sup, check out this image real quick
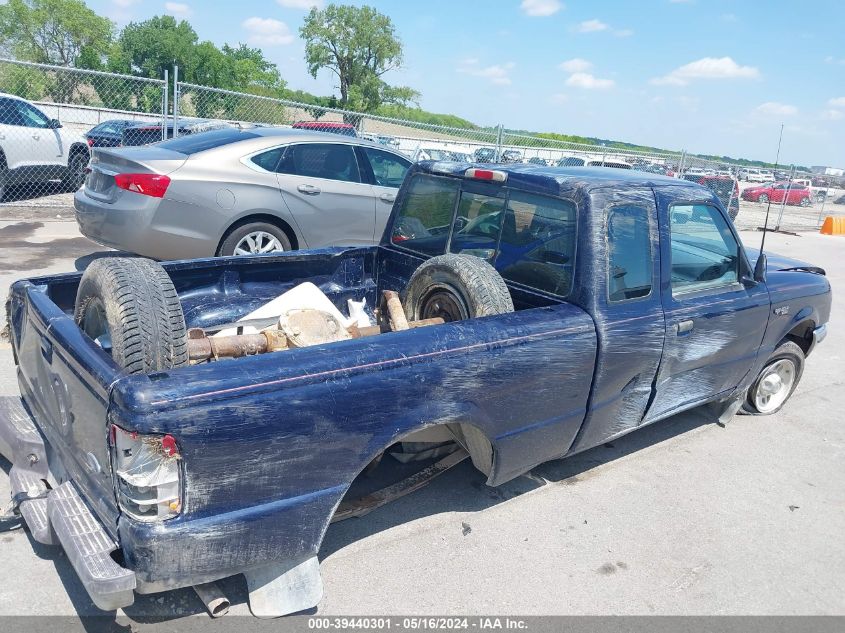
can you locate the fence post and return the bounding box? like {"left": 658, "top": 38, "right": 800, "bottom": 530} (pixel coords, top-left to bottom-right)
{"left": 172, "top": 65, "right": 179, "bottom": 138}
{"left": 494, "top": 124, "right": 504, "bottom": 162}
{"left": 162, "top": 68, "right": 169, "bottom": 141}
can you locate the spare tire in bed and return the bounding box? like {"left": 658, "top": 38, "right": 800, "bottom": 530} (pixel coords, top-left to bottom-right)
{"left": 403, "top": 254, "right": 514, "bottom": 322}
{"left": 74, "top": 257, "right": 189, "bottom": 374}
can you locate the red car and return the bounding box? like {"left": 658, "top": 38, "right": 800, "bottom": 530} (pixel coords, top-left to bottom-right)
{"left": 742, "top": 182, "right": 813, "bottom": 206}
{"left": 291, "top": 121, "right": 358, "bottom": 137}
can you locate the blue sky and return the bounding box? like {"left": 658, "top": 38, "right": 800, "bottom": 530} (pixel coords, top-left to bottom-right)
{"left": 93, "top": 0, "right": 844, "bottom": 166}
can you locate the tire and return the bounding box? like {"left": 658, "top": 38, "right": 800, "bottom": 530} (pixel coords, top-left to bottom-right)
{"left": 403, "top": 254, "right": 514, "bottom": 322}
{"left": 758, "top": 194, "right": 769, "bottom": 204}
{"left": 740, "top": 341, "right": 805, "bottom": 415}
{"left": 74, "top": 257, "right": 188, "bottom": 374}
{"left": 800, "top": 197, "right": 811, "bottom": 207}
{"left": 218, "top": 221, "right": 292, "bottom": 257}
{"left": 62, "top": 150, "right": 88, "bottom": 192}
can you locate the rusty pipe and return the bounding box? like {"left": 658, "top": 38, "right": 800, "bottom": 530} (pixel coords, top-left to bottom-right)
{"left": 383, "top": 290, "right": 410, "bottom": 331}
{"left": 187, "top": 328, "right": 287, "bottom": 361}
{"left": 193, "top": 581, "right": 230, "bottom": 617}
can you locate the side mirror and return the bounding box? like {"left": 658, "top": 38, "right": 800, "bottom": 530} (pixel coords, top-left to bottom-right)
{"left": 48, "top": 119, "right": 62, "bottom": 129}
{"left": 753, "top": 253, "right": 767, "bottom": 283}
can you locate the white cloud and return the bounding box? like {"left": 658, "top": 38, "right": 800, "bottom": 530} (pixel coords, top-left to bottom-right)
{"left": 164, "top": 2, "right": 191, "bottom": 17}
{"left": 577, "top": 19, "right": 608, "bottom": 33}
{"left": 821, "top": 109, "right": 843, "bottom": 121}
{"left": 276, "top": 0, "right": 323, "bottom": 8}
{"left": 651, "top": 57, "right": 760, "bottom": 86}
{"left": 242, "top": 17, "right": 295, "bottom": 46}
{"left": 565, "top": 72, "right": 614, "bottom": 89}
{"left": 112, "top": 0, "right": 139, "bottom": 6}
{"left": 754, "top": 102, "right": 798, "bottom": 117}
{"left": 520, "top": 0, "right": 563, "bottom": 17}
{"left": 559, "top": 58, "right": 592, "bottom": 73}
{"left": 458, "top": 59, "right": 515, "bottom": 85}
{"left": 828, "top": 97, "right": 845, "bottom": 108}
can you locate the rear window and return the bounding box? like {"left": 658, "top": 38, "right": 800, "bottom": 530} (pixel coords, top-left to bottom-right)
{"left": 156, "top": 129, "right": 259, "bottom": 155}
{"left": 391, "top": 174, "right": 460, "bottom": 255}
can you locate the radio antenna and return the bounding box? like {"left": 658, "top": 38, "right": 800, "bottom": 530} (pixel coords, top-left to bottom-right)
{"left": 759, "top": 123, "right": 784, "bottom": 255}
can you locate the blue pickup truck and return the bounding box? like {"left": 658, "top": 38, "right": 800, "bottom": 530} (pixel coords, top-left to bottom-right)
{"left": 1, "top": 162, "right": 831, "bottom": 617}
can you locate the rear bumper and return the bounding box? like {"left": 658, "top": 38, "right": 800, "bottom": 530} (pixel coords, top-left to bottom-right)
{"left": 74, "top": 189, "right": 216, "bottom": 261}
{"left": 0, "top": 397, "right": 136, "bottom": 611}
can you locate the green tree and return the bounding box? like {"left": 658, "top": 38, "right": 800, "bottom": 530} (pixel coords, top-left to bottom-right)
{"left": 118, "top": 15, "right": 198, "bottom": 80}
{"left": 300, "top": 3, "right": 418, "bottom": 113}
{"left": 0, "top": 0, "right": 113, "bottom": 67}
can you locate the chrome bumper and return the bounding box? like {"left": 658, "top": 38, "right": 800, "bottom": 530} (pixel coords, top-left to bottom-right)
{"left": 808, "top": 323, "right": 828, "bottom": 356}
{"left": 0, "top": 397, "right": 136, "bottom": 611}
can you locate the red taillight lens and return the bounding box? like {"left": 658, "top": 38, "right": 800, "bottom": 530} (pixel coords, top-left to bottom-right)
{"left": 114, "top": 173, "right": 171, "bottom": 198}
{"left": 86, "top": 138, "right": 94, "bottom": 147}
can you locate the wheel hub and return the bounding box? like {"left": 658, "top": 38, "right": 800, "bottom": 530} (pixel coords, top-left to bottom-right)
{"left": 753, "top": 359, "right": 796, "bottom": 413}
{"left": 234, "top": 231, "right": 284, "bottom": 256}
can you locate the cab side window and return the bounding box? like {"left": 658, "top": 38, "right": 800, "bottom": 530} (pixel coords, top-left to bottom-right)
{"left": 607, "top": 205, "right": 652, "bottom": 301}
{"left": 277, "top": 144, "right": 361, "bottom": 183}
{"left": 670, "top": 204, "right": 739, "bottom": 293}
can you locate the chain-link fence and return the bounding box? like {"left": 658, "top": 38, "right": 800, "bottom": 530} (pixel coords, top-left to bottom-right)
{"left": 0, "top": 58, "right": 166, "bottom": 206}
{"left": 0, "top": 56, "right": 842, "bottom": 232}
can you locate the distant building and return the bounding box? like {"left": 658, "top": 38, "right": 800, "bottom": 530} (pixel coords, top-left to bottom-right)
{"left": 811, "top": 165, "right": 845, "bottom": 176}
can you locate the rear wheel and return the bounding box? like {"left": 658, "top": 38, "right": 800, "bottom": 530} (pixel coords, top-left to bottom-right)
{"left": 219, "top": 221, "right": 292, "bottom": 257}
{"left": 62, "top": 151, "right": 88, "bottom": 192}
{"left": 740, "top": 341, "right": 805, "bottom": 415}
{"left": 74, "top": 257, "right": 188, "bottom": 374}
{"left": 800, "top": 197, "right": 811, "bottom": 207}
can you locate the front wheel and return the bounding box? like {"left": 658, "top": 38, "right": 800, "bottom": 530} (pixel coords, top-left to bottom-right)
{"left": 758, "top": 193, "right": 769, "bottom": 204}
{"left": 740, "top": 341, "right": 805, "bottom": 415}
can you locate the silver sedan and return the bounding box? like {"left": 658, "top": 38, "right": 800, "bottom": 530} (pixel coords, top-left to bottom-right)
{"left": 74, "top": 128, "right": 412, "bottom": 260}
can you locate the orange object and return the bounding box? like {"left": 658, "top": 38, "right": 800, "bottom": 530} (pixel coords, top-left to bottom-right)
{"left": 820, "top": 216, "right": 845, "bottom": 235}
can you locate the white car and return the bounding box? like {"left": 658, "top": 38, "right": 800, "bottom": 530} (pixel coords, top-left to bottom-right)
{"left": 0, "top": 93, "right": 89, "bottom": 200}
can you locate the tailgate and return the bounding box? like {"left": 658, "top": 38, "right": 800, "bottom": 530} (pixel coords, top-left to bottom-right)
{"left": 8, "top": 279, "right": 124, "bottom": 533}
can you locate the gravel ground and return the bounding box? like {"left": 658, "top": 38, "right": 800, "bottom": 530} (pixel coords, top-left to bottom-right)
{"left": 0, "top": 221, "right": 843, "bottom": 622}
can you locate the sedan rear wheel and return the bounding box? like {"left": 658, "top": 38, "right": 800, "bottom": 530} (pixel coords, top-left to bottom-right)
{"left": 219, "top": 221, "right": 292, "bottom": 257}
{"left": 800, "top": 197, "right": 811, "bottom": 207}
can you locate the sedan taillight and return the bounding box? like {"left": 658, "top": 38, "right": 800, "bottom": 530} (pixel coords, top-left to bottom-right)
{"left": 114, "top": 173, "right": 171, "bottom": 198}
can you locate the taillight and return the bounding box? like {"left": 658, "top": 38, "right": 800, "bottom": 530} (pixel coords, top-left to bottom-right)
{"left": 86, "top": 138, "right": 94, "bottom": 147}
{"left": 110, "top": 424, "right": 182, "bottom": 521}
{"left": 114, "top": 173, "right": 171, "bottom": 198}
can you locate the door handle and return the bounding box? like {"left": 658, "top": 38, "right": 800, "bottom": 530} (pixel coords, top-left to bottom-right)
{"left": 379, "top": 193, "right": 396, "bottom": 203}
{"left": 297, "top": 184, "right": 321, "bottom": 195}
{"left": 676, "top": 319, "right": 694, "bottom": 335}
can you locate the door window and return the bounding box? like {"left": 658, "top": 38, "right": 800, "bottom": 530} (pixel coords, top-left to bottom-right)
{"left": 362, "top": 147, "right": 409, "bottom": 187}
{"left": 607, "top": 205, "right": 652, "bottom": 302}
{"left": 278, "top": 143, "right": 361, "bottom": 183}
{"left": 0, "top": 98, "right": 24, "bottom": 126}
{"left": 670, "top": 204, "right": 739, "bottom": 293}
{"left": 14, "top": 101, "right": 50, "bottom": 128}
